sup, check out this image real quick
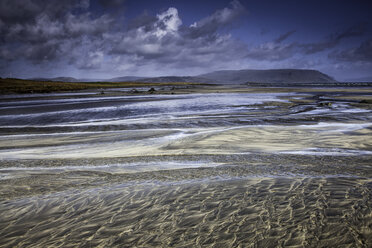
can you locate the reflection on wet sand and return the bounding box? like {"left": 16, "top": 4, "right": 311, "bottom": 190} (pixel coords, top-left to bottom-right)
{"left": 0, "top": 86, "right": 371, "bottom": 247}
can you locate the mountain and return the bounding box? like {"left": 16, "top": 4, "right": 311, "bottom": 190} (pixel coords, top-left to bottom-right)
{"left": 130, "top": 76, "right": 215, "bottom": 84}
{"left": 29, "top": 76, "right": 145, "bottom": 83}
{"left": 28, "top": 69, "right": 336, "bottom": 85}
{"left": 343, "top": 76, "right": 372, "bottom": 82}
{"left": 127, "top": 69, "right": 336, "bottom": 85}
{"left": 107, "top": 76, "right": 147, "bottom": 82}
{"left": 198, "top": 69, "right": 336, "bottom": 84}
{"left": 30, "top": 77, "right": 80, "bottom": 82}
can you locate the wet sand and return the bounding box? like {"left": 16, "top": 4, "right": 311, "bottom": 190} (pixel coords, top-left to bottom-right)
{"left": 0, "top": 85, "right": 371, "bottom": 247}
{"left": 1, "top": 176, "right": 372, "bottom": 247}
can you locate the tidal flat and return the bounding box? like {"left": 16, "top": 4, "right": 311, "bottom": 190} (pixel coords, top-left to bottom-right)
{"left": 0, "top": 85, "right": 371, "bottom": 247}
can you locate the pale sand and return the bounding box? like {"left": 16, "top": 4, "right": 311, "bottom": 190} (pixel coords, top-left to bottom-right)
{"left": 0, "top": 176, "right": 371, "bottom": 247}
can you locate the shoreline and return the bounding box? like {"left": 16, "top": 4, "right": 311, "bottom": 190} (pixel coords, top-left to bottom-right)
{"left": 1, "top": 77, "right": 372, "bottom": 95}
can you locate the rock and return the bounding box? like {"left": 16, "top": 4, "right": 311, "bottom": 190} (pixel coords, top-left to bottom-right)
{"left": 360, "top": 99, "right": 372, "bottom": 104}
{"left": 130, "top": 89, "right": 140, "bottom": 94}
{"left": 148, "top": 87, "right": 156, "bottom": 94}
{"left": 319, "top": 102, "right": 332, "bottom": 107}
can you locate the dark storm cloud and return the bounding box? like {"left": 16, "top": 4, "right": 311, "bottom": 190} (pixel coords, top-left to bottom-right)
{"left": 246, "top": 23, "right": 370, "bottom": 63}
{"left": 0, "top": 0, "right": 89, "bottom": 25}
{"left": 98, "top": 0, "right": 126, "bottom": 8}
{"left": 1, "top": 0, "right": 371, "bottom": 79}
{"left": 127, "top": 12, "right": 158, "bottom": 32}
{"left": 329, "top": 39, "right": 372, "bottom": 62}
{"left": 301, "top": 22, "right": 369, "bottom": 54}
{"left": 275, "top": 30, "right": 296, "bottom": 43}
{"left": 24, "top": 42, "right": 61, "bottom": 62}
{"left": 109, "top": 0, "right": 248, "bottom": 69}
{"left": 245, "top": 42, "right": 296, "bottom": 61}
{"left": 241, "top": 30, "right": 298, "bottom": 62}
{"left": 185, "top": 0, "right": 246, "bottom": 39}
{"left": 0, "top": 0, "right": 248, "bottom": 72}
{"left": 3, "top": 13, "right": 111, "bottom": 43}
{"left": 0, "top": 0, "right": 112, "bottom": 66}
{"left": 335, "top": 22, "right": 369, "bottom": 40}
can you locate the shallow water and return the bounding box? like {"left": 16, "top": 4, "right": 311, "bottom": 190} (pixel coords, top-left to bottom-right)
{"left": 0, "top": 88, "right": 371, "bottom": 247}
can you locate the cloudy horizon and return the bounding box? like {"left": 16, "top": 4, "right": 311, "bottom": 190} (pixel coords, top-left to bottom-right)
{"left": 0, "top": 0, "right": 371, "bottom": 81}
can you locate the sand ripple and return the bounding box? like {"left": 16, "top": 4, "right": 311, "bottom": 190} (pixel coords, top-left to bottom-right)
{"left": 0, "top": 177, "right": 371, "bottom": 247}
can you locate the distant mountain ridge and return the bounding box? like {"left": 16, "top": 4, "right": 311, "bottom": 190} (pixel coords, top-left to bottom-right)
{"left": 198, "top": 69, "right": 336, "bottom": 84}
{"left": 31, "top": 77, "right": 80, "bottom": 82}
{"left": 28, "top": 69, "right": 337, "bottom": 85}
{"left": 130, "top": 76, "right": 215, "bottom": 84}
{"left": 343, "top": 76, "right": 372, "bottom": 82}
{"left": 107, "top": 76, "right": 146, "bottom": 82}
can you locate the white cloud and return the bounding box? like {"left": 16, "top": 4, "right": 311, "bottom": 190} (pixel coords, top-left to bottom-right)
{"left": 155, "top": 7, "right": 182, "bottom": 37}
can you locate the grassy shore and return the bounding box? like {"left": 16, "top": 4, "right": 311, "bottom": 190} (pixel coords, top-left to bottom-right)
{"left": 0, "top": 78, "right": 202, "bottom": 94}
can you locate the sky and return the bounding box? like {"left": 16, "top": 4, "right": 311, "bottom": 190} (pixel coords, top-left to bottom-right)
{"left": 0, "top": 0, "right": 371, "bottom": 81}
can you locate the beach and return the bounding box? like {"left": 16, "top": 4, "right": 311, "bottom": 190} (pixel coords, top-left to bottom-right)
{"left": 0, "top": 85, "right": 371, "bottom": 247}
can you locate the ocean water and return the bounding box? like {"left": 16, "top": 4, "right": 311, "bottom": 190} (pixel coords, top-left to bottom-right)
{"left": 0, "top": 88, "right": 371, "bottom": 247}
